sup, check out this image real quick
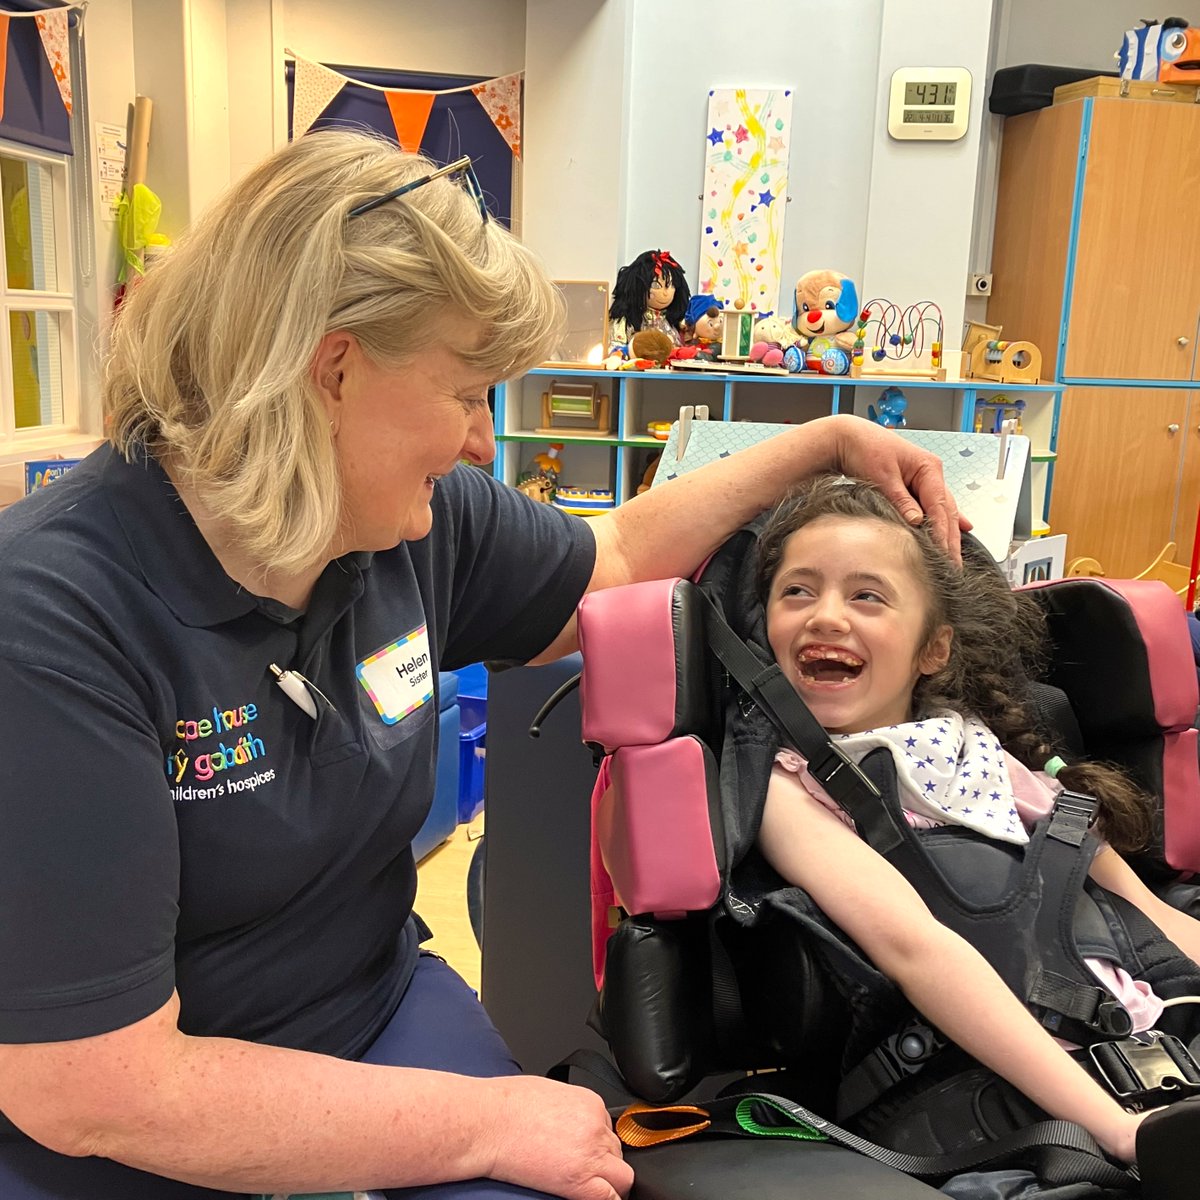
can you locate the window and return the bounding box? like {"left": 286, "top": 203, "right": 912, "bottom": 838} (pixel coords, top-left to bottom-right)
{"left": 0, "top": 140, "right": 77, "bottom": 444}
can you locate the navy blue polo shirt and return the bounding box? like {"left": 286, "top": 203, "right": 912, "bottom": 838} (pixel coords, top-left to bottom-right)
{"left": 0, "top": 446, "right": 593, "bottom": 1062}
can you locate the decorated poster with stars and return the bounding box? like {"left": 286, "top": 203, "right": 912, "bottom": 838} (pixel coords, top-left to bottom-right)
{"left": 698, "top": 87, "right": 793, "bottom": 315}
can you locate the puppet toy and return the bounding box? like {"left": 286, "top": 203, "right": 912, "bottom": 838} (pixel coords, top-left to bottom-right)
{"left": 793, "top": 269, "right": 860, "bottom": 351}
{"left": 670, "top": 295, "right": 724, "bottom": 364}
{"left": 867, "top": 386, "right": 908, "bottom": 428}
{"left": 749, "top": 313, "right": 803, "bottom": 369}
{"left": 607, "top": 249, "right": 691, "bottom": 359}
{"left": 1118, "top": 17, "right": 1200, "bottom": 82}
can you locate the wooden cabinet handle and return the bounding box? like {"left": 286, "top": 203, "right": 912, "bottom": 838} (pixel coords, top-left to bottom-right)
{"left": 1179, "top": 337, "right": 1191, "bottom": 347}
{"left": 1167, "top": 423, "right": 1181, "bottom": 434}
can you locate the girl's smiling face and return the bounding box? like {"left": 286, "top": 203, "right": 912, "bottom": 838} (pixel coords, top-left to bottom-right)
{"left": 766, "top": 515, "right": 952, "bottom": 734}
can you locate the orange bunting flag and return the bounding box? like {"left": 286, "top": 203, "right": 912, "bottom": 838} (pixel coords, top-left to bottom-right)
{"left": 385, "top": 90, "right": 435, "bottom": 153}
{"left": 34, "top": 8, "right": 71, "bottom": 115}
{"left": 0, "top": 16, "right": 9, "bottom": 123}
{"left": 471, "top": 72, "right": 522, "bottom": 158}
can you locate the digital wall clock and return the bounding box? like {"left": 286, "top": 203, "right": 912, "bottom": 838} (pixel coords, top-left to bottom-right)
{"left": 887, "top": 67, "right": 973, "bottom": 141}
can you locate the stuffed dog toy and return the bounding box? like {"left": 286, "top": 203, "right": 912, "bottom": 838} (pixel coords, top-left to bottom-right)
{"left": 793, "top": 269, "right": 860, "bottom": 351}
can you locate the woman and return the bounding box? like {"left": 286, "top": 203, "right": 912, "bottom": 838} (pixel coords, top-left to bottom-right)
{"left": 0, "top": 129, "right": 961, "bottom": 1199}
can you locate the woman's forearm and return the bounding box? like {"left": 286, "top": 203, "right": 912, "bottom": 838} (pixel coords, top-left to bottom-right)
{"left": 67, "top": 1034, "right": 499, "bottom": 1194}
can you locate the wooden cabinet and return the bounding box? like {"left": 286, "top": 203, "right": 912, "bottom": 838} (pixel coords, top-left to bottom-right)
{"left": 991, "top": 98, "right": 1200, "bottom": 384}
{"left": 1049, "top": 388, "right": 1196, "bottom": 577}
{"left": 991, "top": 96, "right": 1200, "bottom": 576}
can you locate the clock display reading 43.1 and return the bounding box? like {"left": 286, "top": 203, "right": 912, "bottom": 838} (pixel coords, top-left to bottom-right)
{"left": 888, "top": 67, "right": 972, "bottom": 141}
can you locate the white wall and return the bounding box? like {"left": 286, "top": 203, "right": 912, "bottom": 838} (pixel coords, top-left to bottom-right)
{"left": 862, "top": 0, "right": 995, "bottom": 351}
{"left": 1002, "top": 0, "right": 1200, "bottom": 71}
{"left": 521, "top": 0, "right": 633, "bottom": 280}
{"left": 620, "top": 0, "right": 882, "bottom": 310}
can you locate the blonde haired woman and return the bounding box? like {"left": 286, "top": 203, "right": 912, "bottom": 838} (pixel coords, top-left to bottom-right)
{"left": 0, "top": 129, "right": 962, "bottom": 1199}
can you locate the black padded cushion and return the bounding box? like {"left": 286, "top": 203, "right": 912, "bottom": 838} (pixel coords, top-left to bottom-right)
{"left": 630, "top": 1137, "right": 946, "bottom": 1199}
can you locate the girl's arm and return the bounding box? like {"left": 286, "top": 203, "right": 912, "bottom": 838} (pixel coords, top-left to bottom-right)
{"left": 759, "top": 766, "right": 1146, "bottom": 1162}
{"left": 1090, "top": 845, "right": 1200, "bottom": 964}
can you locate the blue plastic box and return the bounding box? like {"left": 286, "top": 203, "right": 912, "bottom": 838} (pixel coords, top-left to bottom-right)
{"left": 458, "top": 723, "right": 486, "bottom": 823}
{"left": 455, "top": 663, "right": 488, "bottom": 822}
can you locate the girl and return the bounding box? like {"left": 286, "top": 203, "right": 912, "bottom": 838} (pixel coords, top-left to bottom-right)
{"left": 755, "top": 474, "right": 1200, "bottom": 1166}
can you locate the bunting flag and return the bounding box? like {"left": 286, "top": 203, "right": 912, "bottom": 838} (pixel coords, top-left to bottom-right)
{"left": 292, "top": 56, "right": 347, "bottom": 137}
{"left": 286, "top": 49, "right": 522, "bottom": 157}
{"left": 384, "top": 89, "right": 435, "bottom": 153}
{"left": 34, "top": 8, "right": 70, "bottom": 115}
{"left": 0, "top": 16, "right": 9, "bottom": 123}
{"left": 471, "top": 72, "right": 521, "bottom": 158}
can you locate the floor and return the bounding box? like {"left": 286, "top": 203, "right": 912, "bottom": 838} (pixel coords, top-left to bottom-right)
{"left": 414, "top": 815, "right": 484, "bottom": 995}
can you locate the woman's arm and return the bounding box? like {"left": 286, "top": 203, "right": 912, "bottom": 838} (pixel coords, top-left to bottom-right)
{"left": 759, "top": 767, "right": 1146, "bottom": 1162}
{"left": 0, "top": 993, "right": 631, "bottom": 1200}
{"left": 1090, "top": 845, "right": 1200, "bottom": 964}
{"left": 531, "top": 414, "right": 964, "bottom": 663}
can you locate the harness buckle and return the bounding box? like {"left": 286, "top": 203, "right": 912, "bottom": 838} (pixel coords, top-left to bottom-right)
{"left": 1088, "top": 1032, "right": 1200, "bottom": 1112}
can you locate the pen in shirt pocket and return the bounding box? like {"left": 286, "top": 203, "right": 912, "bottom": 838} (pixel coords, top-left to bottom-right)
{"left": 269, "top": 663, "right": 337, "bottom": 720}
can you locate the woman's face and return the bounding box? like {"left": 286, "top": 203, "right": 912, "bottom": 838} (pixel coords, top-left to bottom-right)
{"left": 320, "top": 322, "right": 496, "bottom": 552}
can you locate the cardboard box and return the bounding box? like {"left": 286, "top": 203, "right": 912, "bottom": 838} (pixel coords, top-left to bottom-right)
{"left": 24, "top": 458, "right": 83, "bottom": 494}
{"left": 1005, "top": 534, "right": 1067, "bottom": 588}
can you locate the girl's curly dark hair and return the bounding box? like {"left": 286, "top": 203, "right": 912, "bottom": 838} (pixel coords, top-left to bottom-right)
{"left": 755, "top": 474, "right": 1152, "bottom": 853}
{"left": 608, "top": 250, "right": 690, "bottom": 334}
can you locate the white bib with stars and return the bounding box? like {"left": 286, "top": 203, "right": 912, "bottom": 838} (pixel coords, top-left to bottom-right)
{"left": 829, "top": 713, "right": 1030, "bottom": 846}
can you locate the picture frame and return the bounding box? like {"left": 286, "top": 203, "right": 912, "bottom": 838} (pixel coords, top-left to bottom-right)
{"left": 541, "top": 280, "right": 610, "bottom": 368}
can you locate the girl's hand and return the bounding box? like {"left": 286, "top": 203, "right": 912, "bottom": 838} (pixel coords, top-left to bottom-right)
{"left": 1094, "top": 1107, "right": 1150, "bottom": 1164}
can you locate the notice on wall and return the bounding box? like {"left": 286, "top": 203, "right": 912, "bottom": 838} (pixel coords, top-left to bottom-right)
{"left": 95, "top": 120, "right": 126, "bottom": 220}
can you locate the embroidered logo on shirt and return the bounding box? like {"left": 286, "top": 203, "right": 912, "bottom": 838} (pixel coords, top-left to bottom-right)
{"left": 165, "top": 698, "right": 275, "bottom": 800}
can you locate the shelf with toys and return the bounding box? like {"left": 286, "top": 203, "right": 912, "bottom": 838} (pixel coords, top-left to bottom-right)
{"left": 493, "top": 261, "right": 1063, "bottom": 522}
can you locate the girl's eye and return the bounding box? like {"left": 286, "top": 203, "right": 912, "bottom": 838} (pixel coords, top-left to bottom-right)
{"left": 780, "top": 584, "right": 811, "bottom": 599}
{"left": 854, "top": 590, "right": 884, "bottom": 603}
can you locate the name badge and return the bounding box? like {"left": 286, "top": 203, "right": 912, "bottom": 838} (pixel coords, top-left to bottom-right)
{"left": 357, "top": 625, "right": 434, "bottom": 725}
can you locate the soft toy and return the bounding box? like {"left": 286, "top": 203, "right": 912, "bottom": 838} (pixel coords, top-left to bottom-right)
{"left": 608, "top": 250, "right": 691, "bottom": 353}
{"left": 619, "top": 329, "right": 674, "bottom": 370}
{"left": 1118, "top": 17, "right": 1200, "bottom": 81}
{"left": 867, "top": 386, "right": 908, "bottom": 429}
{"left": 749, "top": 313, "right": 803, "bottom": 369}
{"left": 671, "top": 294, "right": 724, "bottom": 365}
{"left": 793, "top": 269, "right": 860, "bottom": 351}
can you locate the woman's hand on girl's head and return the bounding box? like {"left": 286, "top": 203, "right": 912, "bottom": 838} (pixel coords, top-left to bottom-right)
{"left": 825, "top": 415, "right": 971, "bottom": 564}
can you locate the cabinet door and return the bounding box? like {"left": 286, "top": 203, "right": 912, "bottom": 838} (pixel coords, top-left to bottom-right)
{"left": 1177, "top": 396, "right": 1200, "bottom": 563}
{"left": 1064, "top": 102, "right": 1200, "bottom": 382}
{"left": 1049, "top": 387, "right": 1189, "bottom": 577}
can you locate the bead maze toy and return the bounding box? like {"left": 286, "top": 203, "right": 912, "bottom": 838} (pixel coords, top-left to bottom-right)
{"left": 963, "top": 320, "right": 1043, "bottom": 385}
{"left": 850, "top": 298, "right": 947, "bottom": 381}
{"left": 973, "top": 395, "right": 1026, "bottom": 434}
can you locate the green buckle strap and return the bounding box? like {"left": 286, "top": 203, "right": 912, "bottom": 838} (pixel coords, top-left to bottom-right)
{"left": 733, "top": 1095, "right": 828, "bottom": 1142}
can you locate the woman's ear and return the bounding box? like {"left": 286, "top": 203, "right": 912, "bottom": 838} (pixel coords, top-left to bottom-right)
{"left": 310, "top": 331, "right": 356, "bottom": 424}
{"left": 919, "top": 624, "right": 953, "bottom": 675}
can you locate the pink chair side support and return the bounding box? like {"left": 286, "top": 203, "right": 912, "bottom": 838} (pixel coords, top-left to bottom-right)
{"left": 1022, "top": 577, "right": 1200, "bottom": 873}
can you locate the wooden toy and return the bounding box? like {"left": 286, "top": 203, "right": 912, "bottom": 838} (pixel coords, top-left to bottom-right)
{"left": 849, "top": 298, "right": 947, "bottom": 380}
{"left": 1134, "top": 542, "right": 1191, "bottom": 599}
{"left": 537, "top": 379, "right": 612, "bottom": 436}
{"left": 719, "top": 300, "right": 756, "bottom": 361}
{"left": 552, "top": 486, "right": 616, "bottom": 516}
{"left": 963, "top": 320, "right": 1042, "bottom": 384}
